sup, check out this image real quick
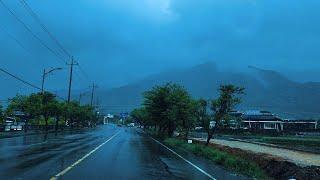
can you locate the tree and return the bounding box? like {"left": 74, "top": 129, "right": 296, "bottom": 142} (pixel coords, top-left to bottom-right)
{"left": 77, "top": 104, "right": 95, "bottom": 127}
{"left": 65, "top": 101, "right": 79, "bottom": 128}
{"left": 6, "top": 95, "right": 28, "bottom": 115}
{"left": 207, "top": 84, "right": 244, "bottom": 145}
{"left": 143, "top": 83, "right": 195, "bottom": 137}
{"left": 41, "top": 92, "right": 57, "bottom": 131}
{"left": 143, "top": 83, "right": 172, "bottom": 136}
{"left": 131, "top": 107, "right": 149, "bottom": 127}
{"left": 195, "top": 99, "right": 212, "bottom": 145}
{"left": 167, "top": 85, "right": 195, "bottom": 139}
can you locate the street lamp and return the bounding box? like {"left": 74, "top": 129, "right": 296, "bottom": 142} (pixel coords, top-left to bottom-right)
{"left": 41, "top": 67, "right": 62, "bottom": 94}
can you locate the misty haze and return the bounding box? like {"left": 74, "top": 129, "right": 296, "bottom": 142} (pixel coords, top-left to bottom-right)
{"left": 0, "top": 1, "right": 319, "bottom": 180}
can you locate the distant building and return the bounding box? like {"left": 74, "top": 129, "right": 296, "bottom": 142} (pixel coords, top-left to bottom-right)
{"left": 240, "top": 110, "right": 283, "bottom": 131}
{"left": 282, "top": 119, "right": 318, "bottom": 131}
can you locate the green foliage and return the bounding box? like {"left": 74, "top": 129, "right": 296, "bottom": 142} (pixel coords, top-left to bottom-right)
{"left": 6, "top": 95, "right": 28, "bottom": 115}
{"left": 131, "top": 107, "right": 149, "bottom": 126}
{"left": 164, "top": 138, "right": 266, "bottom": 179}
{"left": 194, "top": 98, "right": 211, "bottom": 131}
{"left": 4, "top": 92, "right": 97, "bottom": 129}
{"left": 211, "top": 84, "right": 245, "bottom": 125}
{"left": 142, "top": 83, "right": 195, "bottom": 137}
{"left": 136, "top": 83, "right": 245, "bottom": 139}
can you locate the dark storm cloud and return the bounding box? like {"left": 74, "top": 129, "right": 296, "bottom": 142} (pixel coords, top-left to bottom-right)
{"left": 1, "top": 0, "right": 320, "bottom": 99}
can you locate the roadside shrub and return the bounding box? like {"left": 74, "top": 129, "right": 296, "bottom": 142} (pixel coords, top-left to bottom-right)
{"left": 164, "top": 138, "right": 267, "bottom": 179}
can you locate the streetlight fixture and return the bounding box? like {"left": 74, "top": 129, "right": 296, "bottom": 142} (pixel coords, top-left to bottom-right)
{"left": 41, "top": 67, "right": 62, "bottom": 94}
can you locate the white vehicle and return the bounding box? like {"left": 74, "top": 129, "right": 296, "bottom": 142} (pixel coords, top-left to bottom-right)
{"left": 127, "top": 123, "right": 135, "bottom": 127}
{"left": 4, "top": 117, "right": 14, "bottom": 132}
{"left": 195, "top": 126, "right": 204, "bottom": 131}
{"left": 4, "top": 117, "right": 23, "bottom": 131}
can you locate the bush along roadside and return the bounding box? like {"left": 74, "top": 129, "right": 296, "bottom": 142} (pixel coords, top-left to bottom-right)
{"left": 164, "top": 138, "right": 268, "bottom": 179}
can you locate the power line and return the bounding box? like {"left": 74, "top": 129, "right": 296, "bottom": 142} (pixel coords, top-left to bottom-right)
{"left": 0, "top": 68, "right": 66, "bottom": 101}
{"left": 19, "top": 0, "right": 93, "bottom": 85}
{"left": 0, "top": 0, "right": 67, "bottom": 64}
{"left": 1, "top": 0, "right": 94, "bottom": 100}
{"left": 0, "top": 68, "right": 41, "bottom": 90}
{"left": 0, "top": 25, "right": 31, "bottom": 54}
{"left": 78, "top": 64, "right": 91, "bottom": 80}
{"left": 19, "top": 0, "right": 71, "bottom": 59}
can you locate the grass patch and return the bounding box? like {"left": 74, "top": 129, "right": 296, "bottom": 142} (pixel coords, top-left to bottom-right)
{"left": 261, "top": 137, "right": 320, "bottom": 147}
{"left": 164, "top": 138, "right": 267, "bottom": 179}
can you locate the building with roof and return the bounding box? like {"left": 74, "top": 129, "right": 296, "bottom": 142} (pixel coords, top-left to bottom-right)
{"left": 240, "top": 110, "right": 283, "bottom": 131}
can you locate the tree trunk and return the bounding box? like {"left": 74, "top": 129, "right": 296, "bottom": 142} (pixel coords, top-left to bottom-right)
{"left": 24, "top": 120, "right": 28, "bottom": 133}
{"left": 45, "top": 115, "right": 49, "bottom": 132}
{"left": 206, "top": 133, "right": 213, "bottom": 146}
{"left": 55, "top": 116, "right": 60, "bottom": 132}
{"left": 185, "top": 129, "right": 189, "bottom": 140}
{"left": 206, "top": 128, "right": 216, "bottom": 146}
{"left": 70, "top": 117, "right": 74, "bottom": 129}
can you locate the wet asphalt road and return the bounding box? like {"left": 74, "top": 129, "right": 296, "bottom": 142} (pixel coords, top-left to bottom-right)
{"left": 0, "top": 125, "right": 248, "bottom": 180}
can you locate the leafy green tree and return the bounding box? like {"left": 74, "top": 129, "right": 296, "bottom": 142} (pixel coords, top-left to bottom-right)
{"left": 131, "top": 107, "right": 149, "bottom": 127}
{"left": 143, "top": 83, "right": 172, "bottom": 136}
{"left": 167, "top": 85, "right": 195, "bottom": 139}
{"left": 143, "top": 83, "right": 195, "bottom": 137}
{"left": 207, "top": 84, "right": 244, "bottom": 145}
{"left": 77, "top": 104, "right": 95, "bottom": 127}
{"left": 65, "top": 101, "right": 79, "bottom": 128}
{"left": 41, "top": 92, "right": 57, "bottom": 131}
{"left": 195, "top": 98, "right": 212, "bottom": 145}
{"left": 53, "top": 101, "right": 67, "bottom": 131}
{"left": 4, "top": 92, "right": 98, "bottom": 131}
{"left": 6, "top": 95, "right": 28, "bottom": 115}
{"left": 25, "top": 93, "right": 42, "bottom": 121}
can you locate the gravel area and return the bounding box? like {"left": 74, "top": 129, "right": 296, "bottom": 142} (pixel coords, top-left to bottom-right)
{"left": 193, "top": 138, "right": 320, "bottom": 167}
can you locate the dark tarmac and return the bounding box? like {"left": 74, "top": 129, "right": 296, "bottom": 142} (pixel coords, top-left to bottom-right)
{"left": 0, "top": 125, "right": 248, "bottom": 180}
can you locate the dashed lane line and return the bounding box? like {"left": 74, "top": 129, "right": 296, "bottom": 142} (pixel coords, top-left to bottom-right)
{"left": 50, "top": 131, "right": 121, "bottom": 180}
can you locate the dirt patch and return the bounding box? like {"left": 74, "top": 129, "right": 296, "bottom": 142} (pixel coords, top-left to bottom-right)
{"left": 194, "top": 140, "right": 320, "bottom": 180}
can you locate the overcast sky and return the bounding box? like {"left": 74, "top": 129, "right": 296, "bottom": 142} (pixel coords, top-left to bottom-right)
{"left": 1, "top": 0, "right": 320, "bottom": 99}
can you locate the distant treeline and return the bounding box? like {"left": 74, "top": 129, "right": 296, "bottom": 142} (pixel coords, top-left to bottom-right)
{"left": 0, "top": 92, "right": 98, "bottom": 132}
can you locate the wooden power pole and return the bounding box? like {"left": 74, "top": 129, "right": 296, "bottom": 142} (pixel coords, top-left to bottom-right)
{"left": 67, "top": 57, "right": 78, "bottom": 103}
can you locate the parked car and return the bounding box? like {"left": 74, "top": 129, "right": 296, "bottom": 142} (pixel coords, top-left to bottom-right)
{"left": 127, "top": 123, "right": 135, "bottom": 127}
{"left": 4, "top": 117, "right": 23, "bottom": 131}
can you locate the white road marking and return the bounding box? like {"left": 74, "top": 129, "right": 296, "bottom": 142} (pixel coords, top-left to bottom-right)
{"left": 50, "top": 131, "right": 121, "bottom": 180}
{"left": 151, "top": 137, "right": 217, "bottom": 180}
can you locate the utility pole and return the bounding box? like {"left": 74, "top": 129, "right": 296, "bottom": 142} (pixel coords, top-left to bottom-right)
{"left": 67, "top": 57, "right": 78, "bottom": 103}
{"left": 41, "top": 69, "right": 45, "bottom": 94}
{"left": 90, "top": 83, "right": 98, "bottom": 107}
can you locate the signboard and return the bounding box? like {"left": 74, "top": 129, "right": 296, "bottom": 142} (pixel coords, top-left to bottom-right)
{"left": 120, "top": 112, "right": 129, "bottom": 119}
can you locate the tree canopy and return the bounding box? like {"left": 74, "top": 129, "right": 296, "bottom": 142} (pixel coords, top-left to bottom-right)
{"left": 133, "top": 83, "right": 245, "bottom": 141}
{"left": 3, "top": 92, "right": 98, "bottom": 130}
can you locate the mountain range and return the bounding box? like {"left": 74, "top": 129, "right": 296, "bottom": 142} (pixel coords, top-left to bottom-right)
{"left": 95, "top": 62, "right": 320, "bottom": 119}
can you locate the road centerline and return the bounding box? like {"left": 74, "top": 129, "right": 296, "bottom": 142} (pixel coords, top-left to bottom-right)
{"left": 150, "top": 137, "right": 217, "bottom": 180}
{"left": 50, "top": 131, "right": 121, "bottom": 180}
